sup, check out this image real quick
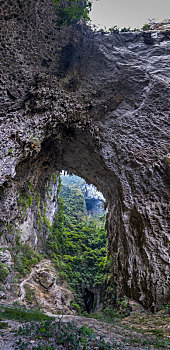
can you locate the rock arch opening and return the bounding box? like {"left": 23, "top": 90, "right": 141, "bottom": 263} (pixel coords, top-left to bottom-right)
{"left": 5, "top": 130, "right": 114, "bottom": 312}
{"left": 59, "top": 172, "right": 107, "bottom": 313}
{"left": 0, "top": 118, "right": 169, "bottom": 311}
{"left": 0, "top": 0, "right": 169, "bottom": 312}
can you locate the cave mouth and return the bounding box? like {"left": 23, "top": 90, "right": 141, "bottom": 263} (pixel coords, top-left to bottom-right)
{"left": 10, "top": 128, "right": 125, "bottom": 309}
{"left": 83, "top": 288, "right": 95, "bottom": 313}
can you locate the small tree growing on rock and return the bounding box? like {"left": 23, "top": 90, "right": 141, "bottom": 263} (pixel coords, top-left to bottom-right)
{"left": 53, "top": 0, "right": 92, "bottom": 26}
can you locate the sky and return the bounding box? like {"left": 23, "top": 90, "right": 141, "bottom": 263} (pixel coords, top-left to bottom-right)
{"left": 90, "top": 0, "right": 170, "bottom": 29}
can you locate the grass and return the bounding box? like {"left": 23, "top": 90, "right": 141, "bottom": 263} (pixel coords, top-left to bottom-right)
{"left": 0, "top": 318, "right": 9, "bottom": 329}
{"left": 24, "top": 284, "right": 38, "bottom": 306}
{"left": 119, "top": 312, "right": 170, "bottom": 349}
{"left": 12, "top": 317, "right": 170, "bottom": 350}
{"left": 13, "top": 320, "right": 117, "bottom": 350}
{"left": 82, "top": 306, "right": 129, "bottom": 324}
{"left": 0, "top": 305, "right": 54, "bottom": 322}
{"left": 120, "top": 330, "right": 170, "bottom": 349}
{"left": 1, "top": 304, "right": 169, "bottom": 349}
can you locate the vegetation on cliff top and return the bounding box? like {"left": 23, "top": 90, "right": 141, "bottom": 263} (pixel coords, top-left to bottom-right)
{"left": 53, "top": 0, "right": 92, "bottom": 26}
{"left": 52, "top": 0, "right": 170, "bottom": 32}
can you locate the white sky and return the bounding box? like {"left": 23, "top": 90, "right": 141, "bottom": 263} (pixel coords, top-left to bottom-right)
{"left": 90, "top": 0, "right": 170, "bottom": 29}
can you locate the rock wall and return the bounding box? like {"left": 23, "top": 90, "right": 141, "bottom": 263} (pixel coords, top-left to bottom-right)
{"left": 0, "top": 0, "right": 170, "bottom": 309}
{"left": 18, "top": 260, "right": 74, "bottom": 314}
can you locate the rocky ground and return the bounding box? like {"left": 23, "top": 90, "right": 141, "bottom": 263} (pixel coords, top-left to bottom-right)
{"left": 0, "top": 307, "right": 169, "bottom": 349}
{"left": 0, "top": 260, "right": 169, "bottom": 349}
{"left": 0, "top": 258, "right": 74, "bottom": 315}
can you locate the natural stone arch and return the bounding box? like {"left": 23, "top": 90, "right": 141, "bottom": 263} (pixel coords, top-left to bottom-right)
{"left": 0, "top": 0, "right": 169, "bottom": 310}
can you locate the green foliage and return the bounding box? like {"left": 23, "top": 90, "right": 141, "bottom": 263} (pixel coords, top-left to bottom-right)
{"left": 28, "top": 180, "right": 34, "bottom": 192}
{"left": 142, "top": 23, "right": 150, "bottom": 31}
{"left": 13, "top": 319, "right": 116, "bottom": 349}
{"left": 10, "top": 239, "right": 42, "bottom": 277}
{"left": 109, "top": 25, "right": 119, "bottom": 33}
{"left": 86, "top": 307, "right": 121, "bottom": 323}
{"left": 0, "top": 321, "right": 8, "bottom": 329}
{"left": 44, "top": 215, "right": 51, "bottom": 229}
{"left": 84, "top": 300, "right": 131, "bottom": 323}
{"left": 8, "top": 148, "right": 13, "bottom": 154}
{"left": 159, "top": 303, "right": 170, "bottom": 314}
{"left": 17, "top": 181, "right": 44, "bottom": 222}
{"left": 98, "top": 28, "right": 105, "bottom": 34}
{"left": 152, "top": 329, "right": 164, "bottom": 337}
{"left": 57, "top": 174, "right": 62, "bottom": 195}
{"left": 47, "top": 182, "right": 108, "bottom": 311}
{"left": 120, "top": 27, "right": 131, "bottom": 32}
{"left": 51, "top": 173, "right": 57, "bottom": 184}
{"left": 0, "top": 262, "right": 9, "bottom": 282}
{"left": 37, "top": 210, "right": 43, "bottom": 228}
{"left": 25, "top": 284, "right": 36, "bottom": 303}
{"left": 46, "top": 184, "right": 52, "bottom": 199}
{"left": 53, "top": 0, "right": 92, "bottom": 26}
{"left": 36, "top": 192, "right": 41, "bottom": 208}
{"left": 17, "top": 184, "right": 35, "bottom": 218}
{"left": 0, "top": 305, "right": 53, "bottom": 322}
{"left": 70, "top": 301, "right": 81, "bottom": 312}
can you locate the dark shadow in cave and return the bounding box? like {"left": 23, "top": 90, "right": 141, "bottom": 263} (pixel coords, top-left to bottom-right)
{"left": 83, "top": 288, "right": 95, "bottom": 313}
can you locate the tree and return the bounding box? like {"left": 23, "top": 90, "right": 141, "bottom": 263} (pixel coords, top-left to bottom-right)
{"left": 53, "top": 0, "right": 92, "bottom": 26}
{"left": 47, "top": 181, "right": 108, "bottom": 311}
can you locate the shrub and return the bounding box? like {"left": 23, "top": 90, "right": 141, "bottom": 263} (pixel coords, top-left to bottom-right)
{"left": 13, "top": 319, "right": 117, "bottom": 349}
{"left": 120, "top": 27, "right": 131, "bottom": 32}
{"left": 10, "top": 240, "right": 42, "bottom": 277}
{"left": 53, "top": 0, "right": 92, "bottom": 26}
{"left": 142, "top": 23, "right": 150, "bottom": 31}
{"left": 0, "top": 262, "right": 9, "bottom": 282}
{"left": 109, "top": 26, "right": 119, "bottom": 33}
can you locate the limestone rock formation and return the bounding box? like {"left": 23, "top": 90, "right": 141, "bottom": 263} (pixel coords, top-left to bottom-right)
{"left": 81, "top": 183, "right": 104, "bottom": 215}
{"left": 0, "top": 0, "right": 170, "bottom": 310}
{"left": 17, "top": 260, "right": 74, "bottom": 314}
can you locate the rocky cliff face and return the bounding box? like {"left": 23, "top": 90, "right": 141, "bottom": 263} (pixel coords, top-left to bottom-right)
{"left": 0, "top": 0, "right": 170, "bottom": 310}
{"left": 61, "top": 173, "right": 105, "bottom": 215}
{"left": 17, "top": 259, "right": 74, "bottom": 314}
{"left": 81, "top": 183, "right": 104, "bottom": 215}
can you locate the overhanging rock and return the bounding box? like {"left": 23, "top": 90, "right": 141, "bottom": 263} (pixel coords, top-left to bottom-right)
{"left": 0, "top": 0, "right": 170, "bottom": 309}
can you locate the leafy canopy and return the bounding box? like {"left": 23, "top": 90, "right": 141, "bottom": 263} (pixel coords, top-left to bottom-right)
{"left": 53, "top": 0, "right": 92, "bottom": 26}
{"left": 47, "top": 179, "right": 108, "bottom": 311}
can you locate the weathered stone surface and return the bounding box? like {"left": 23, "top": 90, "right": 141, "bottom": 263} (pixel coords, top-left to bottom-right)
{"left": 18, "top": 260, "right": 74, "bottom": 314}
{"left": 0, "top": 250, "right": 12, "bottom": 267}
{"left": 0, "top": 0, "right": 170, "bottom": 309}
{"left": 33, "top": 270, "right": 55, "bottom": 289}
